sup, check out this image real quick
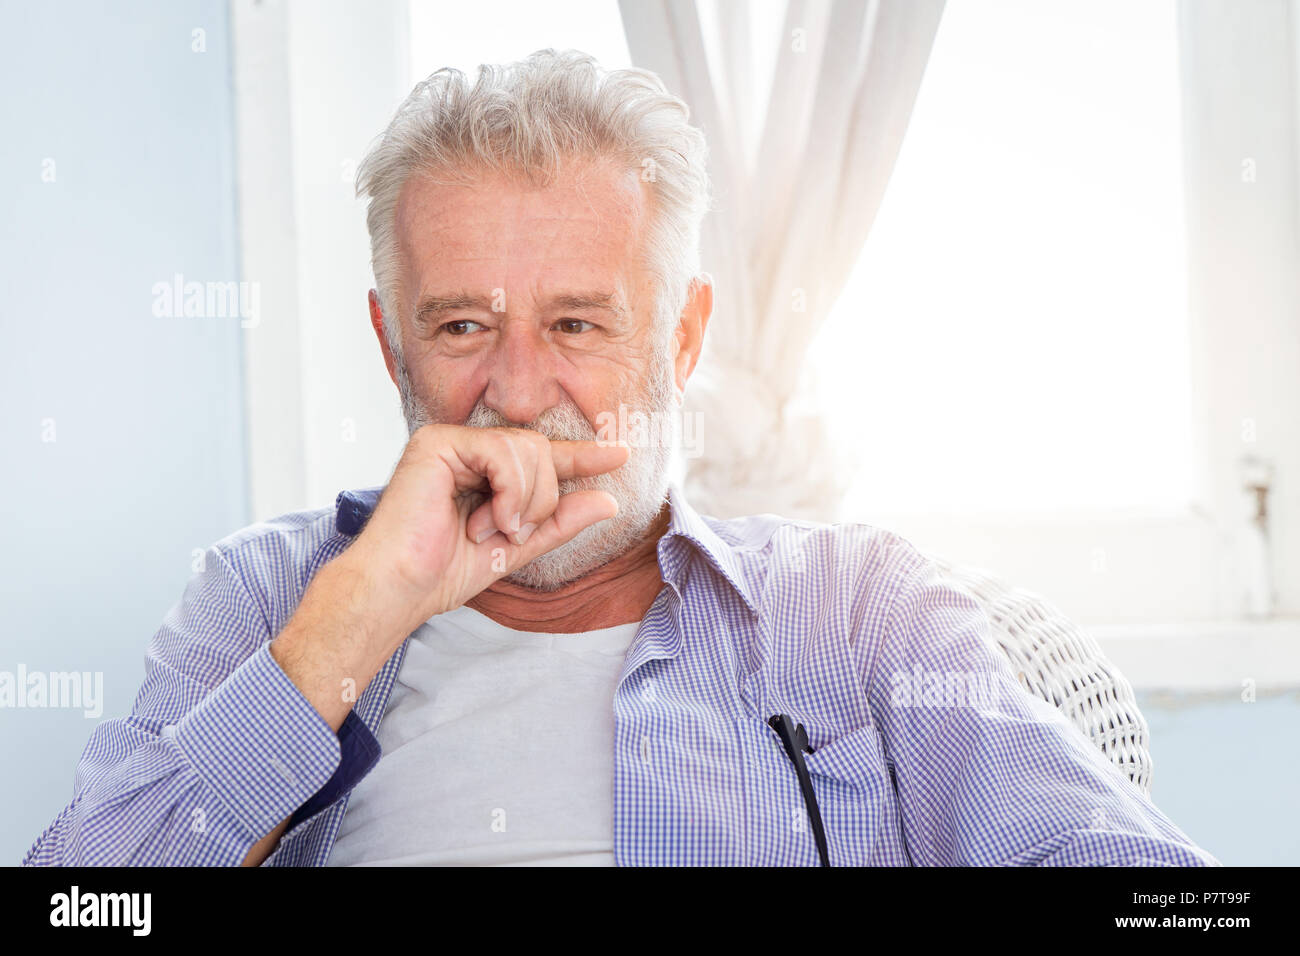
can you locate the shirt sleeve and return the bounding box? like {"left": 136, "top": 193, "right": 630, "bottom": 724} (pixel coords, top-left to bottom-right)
{"left": 20, "top": 543, "right": 379, "bottom": 866}
{"left": 867, "top": 555, "right": 1221, "bottom": 867}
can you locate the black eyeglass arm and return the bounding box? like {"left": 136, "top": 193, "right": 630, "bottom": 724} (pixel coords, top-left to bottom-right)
{"left": 768, "top": 714, "right": 831, "bottom": 867}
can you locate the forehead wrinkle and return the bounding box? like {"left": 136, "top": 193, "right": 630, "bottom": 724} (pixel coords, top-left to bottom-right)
{"left": 397, "top": 161, "right": 653, "bottom": 324}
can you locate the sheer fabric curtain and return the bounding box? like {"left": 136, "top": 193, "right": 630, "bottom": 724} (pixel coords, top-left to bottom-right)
{"left": 618, "top": 0, "right": 945, "bottom": 518}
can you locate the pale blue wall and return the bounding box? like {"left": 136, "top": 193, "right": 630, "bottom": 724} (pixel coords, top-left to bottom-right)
{"left": 1138, "top": 689, "right": 1300, "bottom": 866}
{"left": 0, "top": 0, "right": 247, "bottom": 863}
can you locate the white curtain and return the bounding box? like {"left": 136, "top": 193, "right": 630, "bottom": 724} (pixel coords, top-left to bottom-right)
{"left": 618, "top": 0, "right": 946, "bottom": 519}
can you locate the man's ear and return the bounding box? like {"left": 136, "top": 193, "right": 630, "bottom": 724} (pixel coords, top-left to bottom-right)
{"left": 369, "top": 289, "right": 399, "bottom": 387}
{"left": 672, "top": 274, "right": 713, "bottom": 394}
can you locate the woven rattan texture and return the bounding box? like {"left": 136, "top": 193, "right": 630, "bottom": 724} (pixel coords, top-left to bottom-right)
{"left": 923, "top": 553, "right": 1152, "bottom": 795}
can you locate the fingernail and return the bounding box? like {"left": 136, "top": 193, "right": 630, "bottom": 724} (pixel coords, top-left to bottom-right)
{"left": 509, "top": 512, "right": 521, "bottom": 533}
{"left": 512, "top": 522, "right": 536, "bottom": 545}
{"left": 474, "top": 526, "right": 496, "bottom": 544}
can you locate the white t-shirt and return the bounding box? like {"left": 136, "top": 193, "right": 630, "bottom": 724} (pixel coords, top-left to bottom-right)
{"left": 325, "top": 604, "right": 640, "bottom": 866}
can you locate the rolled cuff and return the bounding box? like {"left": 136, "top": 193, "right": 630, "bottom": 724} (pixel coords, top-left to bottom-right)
{"left": 171, "top": 641, "right": 343, "bottom": 837}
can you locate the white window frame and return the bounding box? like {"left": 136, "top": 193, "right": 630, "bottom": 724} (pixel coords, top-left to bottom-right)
{"left": 231, "top": 0, "right": 413, "bottom": 522}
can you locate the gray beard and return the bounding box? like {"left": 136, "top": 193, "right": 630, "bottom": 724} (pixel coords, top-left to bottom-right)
{"left": 395, "top": 348, "right": 679, "bottom": 590}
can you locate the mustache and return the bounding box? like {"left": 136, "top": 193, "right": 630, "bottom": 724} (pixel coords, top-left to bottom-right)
{"left": 461, "top": 398, "right": 599, "bottom": 443}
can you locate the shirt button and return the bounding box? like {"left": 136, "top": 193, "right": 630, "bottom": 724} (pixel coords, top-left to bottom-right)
{"left": 268, "top": 757, "right": 298, "bottom": 786}
{"left": 640, "top": 735, "right": 652, "bottom": 763}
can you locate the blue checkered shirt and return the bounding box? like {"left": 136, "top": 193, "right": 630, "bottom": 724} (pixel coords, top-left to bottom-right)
{"left": 22, "top": 484, "right": 1219, "bottom": 866}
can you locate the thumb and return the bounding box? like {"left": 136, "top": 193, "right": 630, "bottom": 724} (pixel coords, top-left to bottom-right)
{"left": 480, "top": 489, "right": 619, "bottom": 571}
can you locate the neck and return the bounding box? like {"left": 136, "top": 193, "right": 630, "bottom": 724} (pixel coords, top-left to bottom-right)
{"left": 466, "top": 504, "right": 672, "bottom": 633}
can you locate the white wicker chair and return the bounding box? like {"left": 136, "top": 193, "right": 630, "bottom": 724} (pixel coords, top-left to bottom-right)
{"left": 923, "top": 552, "right": 1153, "bottom": 796}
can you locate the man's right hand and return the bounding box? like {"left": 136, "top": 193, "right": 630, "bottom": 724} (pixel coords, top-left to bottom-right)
{"left": 268, "top": 423, "right": 629, "bottom": 733}
{"left": 341, "top": 423, "right": 630, "bottom": 636}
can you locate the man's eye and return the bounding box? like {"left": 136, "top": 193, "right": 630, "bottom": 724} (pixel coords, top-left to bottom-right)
{"left": 441, "top": 320, "right": 483, "bottom": 336}
{"left": 554, "top": 319, "right": 594, "bottom": 334}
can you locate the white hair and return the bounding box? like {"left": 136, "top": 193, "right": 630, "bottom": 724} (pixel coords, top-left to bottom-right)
{"left": 355, "top": 48, "right": 711, "bottom": 364}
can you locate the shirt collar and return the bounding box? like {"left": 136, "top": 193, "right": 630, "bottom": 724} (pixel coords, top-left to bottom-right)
{"left": 333, "top": 481, "right": 759, "bottom": 615}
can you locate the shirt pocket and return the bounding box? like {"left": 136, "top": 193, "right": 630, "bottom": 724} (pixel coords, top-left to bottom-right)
{"left": 743, "top": 716, "right": 901, "bottom": 866}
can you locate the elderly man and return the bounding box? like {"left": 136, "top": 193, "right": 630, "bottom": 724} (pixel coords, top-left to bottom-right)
{"left": 25, "top": 50, "right": 1216, "bottom": 867}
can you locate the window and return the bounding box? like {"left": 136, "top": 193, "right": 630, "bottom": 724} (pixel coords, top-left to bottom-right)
{"left": 808, "top": 0, "right": 1195, "bottom": 516}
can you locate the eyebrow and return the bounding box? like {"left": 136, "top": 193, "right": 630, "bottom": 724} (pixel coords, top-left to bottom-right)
{"left": 414, "top": 293, "right": 495, "bottom": 324}
{"left": 548, "top": 292, "right": 628, "bottom": 318}
{"left": 413, "top": 290, "right": 630, "bottom": 324}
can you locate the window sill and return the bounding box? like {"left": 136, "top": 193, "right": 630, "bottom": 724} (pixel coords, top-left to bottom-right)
{"left": 1088, "top": 618, "right": 1300, "bottom": 692}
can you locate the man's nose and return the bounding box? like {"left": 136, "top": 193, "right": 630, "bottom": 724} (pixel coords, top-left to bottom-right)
{"left": 481, "top": 322, "right": 562, "bottom": 425}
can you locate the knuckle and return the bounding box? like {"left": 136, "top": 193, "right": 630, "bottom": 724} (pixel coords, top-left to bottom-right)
{"left": 409, "top": 423, "right": 443, "bottom": 451}
{"left": 496, "top": 434, "right": 525, "bottom": 475}
{"left": 512, "top": 428, "right": 546, "bottom": 460}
